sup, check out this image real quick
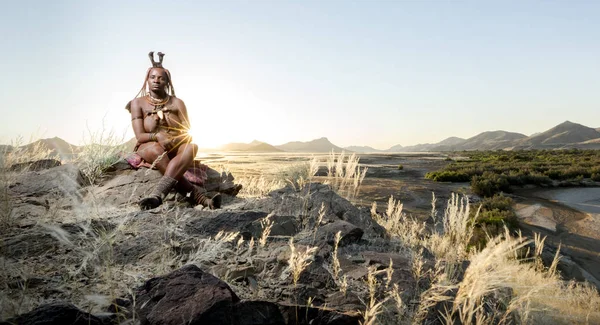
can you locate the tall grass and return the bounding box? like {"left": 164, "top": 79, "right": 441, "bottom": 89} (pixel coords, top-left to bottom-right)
{"left": 324, "top": 150, "right": 368, "bottom": 200}
{"left": 74, "top": 124, "right": 128, "bottom": 185}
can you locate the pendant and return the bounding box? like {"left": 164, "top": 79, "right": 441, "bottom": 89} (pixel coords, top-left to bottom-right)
{"left": 157, "top": 110, "right": 164, "bottom": 120}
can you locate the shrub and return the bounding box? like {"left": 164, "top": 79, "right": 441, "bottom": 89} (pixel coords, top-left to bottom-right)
{"left": 592, "top": 173, "right": 600, "bottom": 182}
{"left": 397, "top": 164, "right": 403, "bottom": 170}
{"left": 471, "top": 172, "right": 510, "bottom": 197}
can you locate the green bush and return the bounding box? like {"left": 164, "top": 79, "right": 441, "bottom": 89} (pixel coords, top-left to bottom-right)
{"left": 471, "top": 172, "right": 510, "bottom": 197}
{"left": 398, "top": 164, "right": 404, "bottom": 170}
{"left": 592, "top": 173, "right": 600, "bottom": 182}
{"left": 425, "top": 171, "right": 471, "bottom": 182}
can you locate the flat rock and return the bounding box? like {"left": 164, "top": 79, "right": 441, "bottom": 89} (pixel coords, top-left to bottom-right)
{"left": 9, "top": 164, "right": 85, "bottom": 198}
{"left": 185, "top": 211, "right": 269, "bottom": 239}
{"left": 313, "top": 220, "right": 364, "bottom": 247}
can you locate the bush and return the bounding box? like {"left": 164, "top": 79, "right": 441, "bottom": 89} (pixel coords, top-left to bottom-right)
{"left": 471, "top": 172, "right": 510, "bottom": 197}
{"left": 397, "top": 164, "right": 403, "bottom": 170}
{"left": 592, "top": 173, "right": 600, "bottom": 182}
{"left": 425, "top": 171, "right": 471, "bottom": 182}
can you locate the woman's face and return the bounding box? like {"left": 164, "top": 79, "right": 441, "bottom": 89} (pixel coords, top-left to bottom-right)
{"left": 148, "top": 68, "right": 168, "bottom": 92}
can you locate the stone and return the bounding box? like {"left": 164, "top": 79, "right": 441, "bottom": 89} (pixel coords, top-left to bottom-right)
{"left": 5, "top": 302, "right": 104, "bottom": 325}
{"left": 135, "top": 264, "right": 240, "bottom": 325}
{"left": 278, "top": 303, "right": 360, "bottom": 325}
{"left": 9, "top": 164, "right": 86, "bottom": 198}
{"left": 245, "top": 214, "right": 300, "bottom": 239}
{"left": 2, "top": 231, "right": 60, "bottom": 259}
{"left": 314, "top": 220, "right": 364, "bottom": 247}
{"left": 9, "top": 159, "right": 61, "bottom": 172}
{"left": 185, "top": 211, "right": 269, "bottom": 239}
{"left": 231, "top": 301, "right": 285, "bottom": 325}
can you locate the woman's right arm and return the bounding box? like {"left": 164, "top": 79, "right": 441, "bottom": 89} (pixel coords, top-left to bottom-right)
{"left": 130, "top": 100, "right": 156, "bottom": 144}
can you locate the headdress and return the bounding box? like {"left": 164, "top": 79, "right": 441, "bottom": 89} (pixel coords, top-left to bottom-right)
{"left": 148, "top": 51, "right": 165, "bottom": 68}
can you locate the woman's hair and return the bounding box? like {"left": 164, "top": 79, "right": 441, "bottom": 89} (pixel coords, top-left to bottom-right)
{"left": 134, "top": 67, "right": 176, "bottom": 99}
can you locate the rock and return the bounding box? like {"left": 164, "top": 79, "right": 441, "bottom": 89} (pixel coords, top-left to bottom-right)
{"left": 245, "top": 214, "right": 300, "bottom": 239}
{"left": 313, "top": 220, "right": 364, "bottom": 247}
{"left": 9, "top": 164, "right": 85, "bottom": 198}
{"left": 231, "top": 301, "right": 285, "bottom": 325}
{"left": 9, "top": 159, "right": 61, "bottom": 172}
{"left": 2, "top": 231, "right": 60, "bottom": 259}
{"left": 278, "top": 303, "right": 360, "bottom": 325}
{"left": 185, "top": 211, "right": 269, "bottom": 239}
{"left": 249, "top": 183, "right": 384, "bottom": 238}
{"left": 5, "top": 302, "right": 104, "bottom": 325}
{"left": 135, "top": 264, "right": 240, "bottom": 325}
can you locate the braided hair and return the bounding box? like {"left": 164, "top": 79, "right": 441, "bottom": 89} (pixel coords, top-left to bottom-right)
{"left": 125, "top": 52, "right": 176, "bottom": 112}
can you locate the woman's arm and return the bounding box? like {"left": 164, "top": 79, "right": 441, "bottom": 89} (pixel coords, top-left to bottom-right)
{"left": 130, "top": 99, "right": 157, "bottom": 143}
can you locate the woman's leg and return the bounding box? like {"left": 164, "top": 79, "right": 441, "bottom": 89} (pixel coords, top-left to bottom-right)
{"left": 136, "top": 143, "right": 178, "bottom": 210}
{"left": 169, "top": 143, "right": 221, "bottom": 209}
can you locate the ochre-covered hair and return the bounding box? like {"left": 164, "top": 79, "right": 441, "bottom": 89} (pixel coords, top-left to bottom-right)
{"left": 126, "top": 52, "right": 176, "bottom": 112}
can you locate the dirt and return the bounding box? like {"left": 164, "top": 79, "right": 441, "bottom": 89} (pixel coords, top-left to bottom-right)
{"left": 512, "top": 188, "right": 600, "bottom": 285}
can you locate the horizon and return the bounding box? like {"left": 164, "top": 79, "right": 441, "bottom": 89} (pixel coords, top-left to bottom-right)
{"left": 1, "top": 1, "right": 599, "bottom": 149}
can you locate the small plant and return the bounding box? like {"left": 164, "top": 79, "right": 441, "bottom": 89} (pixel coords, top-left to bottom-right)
{"left": 397, "top": 164, "right": 403, "bottom": 170}
{"left": 288, "top": 237, "right": 318, "bottom": 287}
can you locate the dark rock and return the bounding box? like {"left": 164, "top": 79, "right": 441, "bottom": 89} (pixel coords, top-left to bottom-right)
{"left": 135, "top": 264, "right": 240, "bottom": 325}
{"left": 113, "top": 235, "right": 159, "bottom": 265}
{"left": 185, "top": 211, "right": 269, "bottom": 239}
{"left": 314, "top": 220, "right": 364, "bottom": 247}
{"left": 231, "top": 301, "right": 285, "bottom": 325}
{"left": 9, "top": 159, "right": 61, "bottom": 172}
{"left": 9, "top": 164, "right": 85, "bottom": 198}
{"left": 245, "top": 214, "right": 300, "bottom": 239}
{"left": 278, "top": 303, "right": 360, "bottom": 325}
{"left": 2, "top": 231, "right": 59, "bottom": 259}
{"left": 6, "top": 302, "right": 104, "bottom": 325}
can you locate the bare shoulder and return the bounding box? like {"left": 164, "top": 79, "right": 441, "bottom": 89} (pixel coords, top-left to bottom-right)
{"left": 171, "top": 97, "right": 185, "bottom": 106}
{"left": 127, "top": 97, "right": 143, "bottom": 113}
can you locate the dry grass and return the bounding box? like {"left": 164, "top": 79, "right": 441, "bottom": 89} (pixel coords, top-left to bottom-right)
{"left": 324, "top": 151, "right": 367, "bottom": 201}
{"left": 74, "top": 124, "right": 128, "bottom": 185}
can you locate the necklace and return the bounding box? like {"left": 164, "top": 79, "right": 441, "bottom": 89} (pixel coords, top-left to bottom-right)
{"left": 145, "top": 94, "right": 170, "bottom": 119}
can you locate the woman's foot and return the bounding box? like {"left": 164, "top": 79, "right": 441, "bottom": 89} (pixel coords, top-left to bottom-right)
{"left": 139, "top": 195, "right": 163, "bottom": 210}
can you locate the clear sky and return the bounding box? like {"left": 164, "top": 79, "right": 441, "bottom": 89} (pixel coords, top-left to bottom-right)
{"left": 1, "top": 0, "right": 599, "bottom": 149}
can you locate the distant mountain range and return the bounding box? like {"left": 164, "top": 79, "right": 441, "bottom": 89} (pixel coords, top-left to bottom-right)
{"left": 5, "top": 121, "right": 600, "bottom": 155}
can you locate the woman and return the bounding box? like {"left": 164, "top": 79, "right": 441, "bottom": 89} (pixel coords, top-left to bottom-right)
{"left": 125, "top": 52, "right": 220, "bottom": 210}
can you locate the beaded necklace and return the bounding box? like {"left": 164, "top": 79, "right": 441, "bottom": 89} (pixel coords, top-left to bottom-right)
{"left": 144, "top": 94, "right": 170, "bottom": 120}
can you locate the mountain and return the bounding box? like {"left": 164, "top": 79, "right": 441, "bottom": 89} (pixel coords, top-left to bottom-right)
{"left": 455, "top": 131, "right": 526, "bottom": 150}
{"left": 220, "top": 140, "right": 282, "bottom": 152}
{"left": 23, "top": 137, "right": 78, "bottom": 159}
{"left": 386, "top": 144, "right": 404, "bottom": 152}
{"left": 515, "top": 121, "right": 600, "bottom": 149}
{"left": 344, "top": 146, "right": 382, "bottom": 153}
{"left": 437, "top": 137, "right": 466, "bottom": 147}
{"left": 595, "top": 127, "right": 600, "bottom": 132}
{"left": 276, "top": 137, "right": 345, "bottom": 152}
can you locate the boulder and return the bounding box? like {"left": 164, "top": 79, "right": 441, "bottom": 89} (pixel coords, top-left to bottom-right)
{"left": 9, "top": 159, "right": 62, "bottom": 172}
{"left": 4, "top": 302, "right": 104, "bottom": 325}
{"left": 9, "top": 164, "right": 85, "bottom": 198}
{"left": 313, "top": 220, "right": 364, "bottom": 247}
{"left": 185, "top": 211, "right": 269, "bottom": 239}
{"left": 278, "top": 303, "right": 360, "bottom": 325}
{"left": 135, "top": 264, "right": 240, "bottom": 325}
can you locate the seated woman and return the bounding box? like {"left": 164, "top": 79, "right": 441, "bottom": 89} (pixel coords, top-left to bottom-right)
{"left": 126, "top": 52, "right": 220, "bottom": 210}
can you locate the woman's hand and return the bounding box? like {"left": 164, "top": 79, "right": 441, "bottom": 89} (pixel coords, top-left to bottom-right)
{"left": 155, "top": 132, "right": 174, "bottom": 151}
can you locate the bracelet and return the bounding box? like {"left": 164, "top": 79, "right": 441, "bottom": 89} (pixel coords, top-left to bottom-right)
{"left": 149, "top": 132, "right": 157, "bottom": 141}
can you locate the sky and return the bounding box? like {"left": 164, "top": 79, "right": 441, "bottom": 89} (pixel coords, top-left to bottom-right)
{"left": 1, "top": 0, "right": 599, "bottom": 150}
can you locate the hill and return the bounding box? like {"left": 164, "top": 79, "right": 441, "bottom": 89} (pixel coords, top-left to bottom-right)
{"left": 22, "top": 137, "right": 78, "bottom": 160}
{"left": 456, "top": 130, "right": 526, "bottom": 150}
{"left": 276, "top": 137, "right": 345, "bottom": 152}
{"left": 220, "top": 140, "right": 282, "bottom": 152}
{"left": 344, "top": 146, "right": 382, "bottom": 153}
{"left": 516, "top": 121, "right": 600, "bottom": 149}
